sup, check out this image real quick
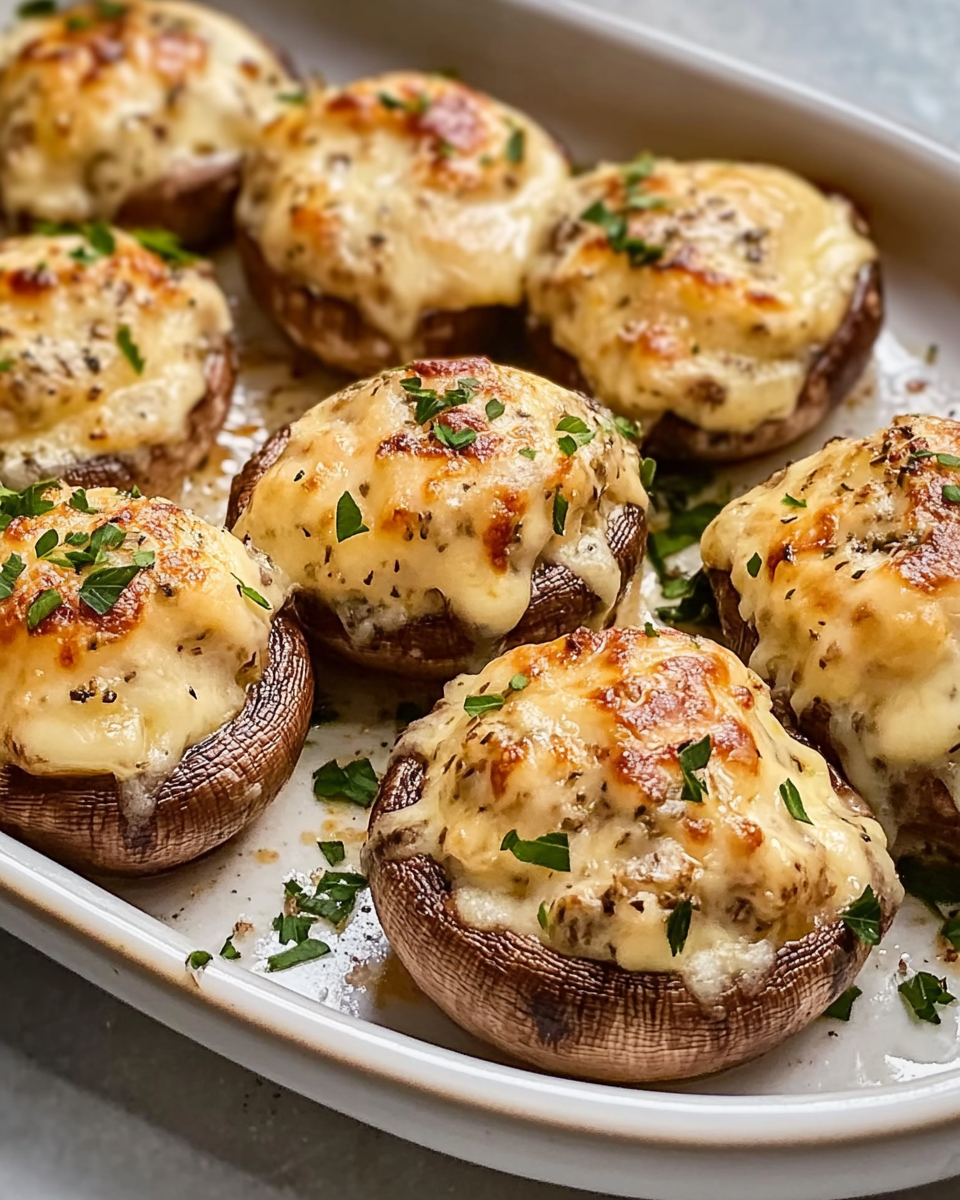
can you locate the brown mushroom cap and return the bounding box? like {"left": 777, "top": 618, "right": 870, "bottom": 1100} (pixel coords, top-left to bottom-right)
{"left": 365, "top": 753, "right": 893, "bottom": 1083}
{"left": 237, "top": 228, "right": 517, "bottom": 377}
{"left": 114, "top": 159, "right": 243, "bottom": 250}
{"left": 227, "top": 423, "right": 646, "bottom": 680}
{"left": 0, "top": 606, "right": 313, "bottom": 876}
{"left": 529, "top": 259, "right": 883, "bottom": 465}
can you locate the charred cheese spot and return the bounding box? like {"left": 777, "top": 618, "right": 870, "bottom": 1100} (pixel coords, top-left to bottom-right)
{"left": 236, "top": 72, "right": 570, "bottom": 350}
{"left": 0, "top": 229, "right": 231, "bottom": 486}
{"left": 376, "top": 627, "right": 898, "bottom": 1001}
{"left": 0, "top": 0, "right": 293, "bottom": 223}
{"left": 526, "top": 159, "right": 877, "bottom": 434}
{"left": 702, "top": 414, "right": 960, "bottom": 836}
{"left": 233, "top": 358, "right": 646, "bottom": 650}
{"left": 0, "top": 484, "right": 286, "bottom": 780}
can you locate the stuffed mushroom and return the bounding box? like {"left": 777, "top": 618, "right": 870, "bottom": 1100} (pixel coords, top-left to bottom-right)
{"left": 0, "top": 226, "right": 234, "bottom": 494}
{"left": 0, "top": 0, "right": 296, "bottom": 244}
{"left": 236, "top": 72, "right": 570, "bottom": 375}
{"left": 363, "top": 625, "right": 901, "bottom": 1082}
{"left": 0, "top": 479, "right": 312, "bottom": 875}
{"left": 228, "top": 357, "right": 647, "bottom": 679}
{"left": 526, "top": 157, "right": 882, "bottom": 462}
{"left": 702, "top": 414, "right": 960, "bottom": 864}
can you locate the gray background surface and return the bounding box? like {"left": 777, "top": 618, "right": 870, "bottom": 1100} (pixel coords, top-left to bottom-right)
{"left": 2, "top": 2, "right": 960, "bottom": 1198}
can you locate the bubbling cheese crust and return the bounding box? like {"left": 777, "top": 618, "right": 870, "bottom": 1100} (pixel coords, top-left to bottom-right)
{"left": 0, "top": 483, "right": 286, "bottom": 781}
{"left": 232, "top": 358, "right": 646, "bottom": 654}
{"left": 236, "top": 72, "right": 570, "bottom": 351}
{"left": 375, "top": 627, "right": 898, "bottom": 1002}
{"left": 0, "top": 229, "right": 232, "bottom": 487}
{"left": 702, "top": 414, "right": 960, "bottom": 836}
{"left": 526, "top": 159, "right": 877, "bottom": 435}
{"left": 0, "top": 0, "right": 293, "bottom": 224}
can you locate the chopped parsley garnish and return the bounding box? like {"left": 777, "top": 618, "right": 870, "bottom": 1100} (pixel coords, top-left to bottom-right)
{"left": 943, "top": 484, "right": 960, "bottom": 504}
{"left": 68, "top": 487, "right": 97, "bottom": 514}
{"left": 130, "top": 228, "right": 197, "bottom": 266}
{"left": 0, "top": 552, "right": 25, "bottom": 599}
{"left": 186, "top": 949, "right": 212, "bottom": 970}
{"left": 95, "top": 0, "right": 127, "bottom": 17}
{"left": 72, "top": 221, "right": 115, "bottom": 263}
{"left": 746, "top": 552, "right": 762, "bottom": 578}
{"left": 464, "top": 692, "right": 505, "bottom": 717}
{"left": 0, "top": 359, "right": 14, "bottom": 372}
{"left": 666, "top": 899, "right": 692, "bottom": 956}
{"left": 505, "top": 125, "right": 525, "bottom": 164}
{"left": 656, "top": 568, "right": 718, "bottom": 629}
{"left": 377, "top": 90, "right": 430, "bottom": 115}
{"left": 27, "top": 587, "right": 61, "bottom": 630}
{"left": 580, "top": 196, "right": 665, "bottom": 267}
{"left": 17, "top": 0, "right": 56, "bottom": 17}
{"left": 116, "top": 324, "right": 144, "bottom": 374}
{"left": 319, "top": 840, "right": 345, "bottom": 867}
{"left": 501, "top": 829, "right": 570, "bottom": 872}
{"left": 941, "top": 914, "right": 960, "bottom": 952}
{"left": 647, "top": 501, "right": 722, "bottom": 571}
{"left": 0, "top": 479, "right": 60, "bottom": 530}
{"left": 537, "top": 901, "right": 549, "bottom": 929}
{"left": 552, "top": 492, "right": 568, "bottom": 535}
{"left": 823, "top": 985, "right": 861, "bottom": 1021}
{"left": 132, "top": 549, "right": 155, "bottom": 569}
{"left": 519, "top": 447, "right": 537, "bottom": 460}
{"left": 286, "top": 872, "right": 368, "bottom": 929}
{"left": 277, "top": 89, "right": 308, "bottom": 105}
{"left": 898, "top": 971, "right": 956, "bottom": 1025}
{"left": 79, "top": 564, "right": 142, "bottom": 614}
{"left": 556, "top": 413, "right": 596, "bottom": 456}
{"left": 231, "top": 574, "right": 270, "bottom": 610}
{"left": 841, "top": 885, "right": 882, "bottom": 945}
{"left": 434, "top": 421, "right": 477, "bottom": 451}
{"left": 509, "top": 673, "right": 529, "bottom": 691}
{"left": 219, "top": 937, "right": 241, "bottom": 961}
{"left": 272, "top": 911, "right": 316, "bottom": 945}
{"left": 782, "top": 494, "right": 807, "bottom": 508}
{"left": 312, "top": 757, "right": 379, "bottom": 807}
{"left": 335, "top": 491, "right": 368, "bottom": 541}
{"left": 401, "top": 373, "right": 478, "bottom": 425}
{"left": 34, "top": 528, "right": 58, "bottom": 558}
{"left": 613, "top": 415, "right": 641, "bottom": 442}
{"left": 266, "top": 939, "right": 330, "bottom": 972}
{"left": 643, "top": 621, "right": 659, "bottom": 638}
{"left": 485, "top": 398, "right": 504, "bottom": 420}
{"left": 637, "top": 458, "right": 655, "bottom": 492}
{"left": 677, "top": 734, "right": 711, "bottom": 802}
{"left": 779, "top": 778, "right": 812, "bottom": 824}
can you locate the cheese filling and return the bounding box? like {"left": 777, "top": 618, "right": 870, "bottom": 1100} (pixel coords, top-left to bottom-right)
{"left": 702, "top": 414, "right": 960, "bottom": 837}
{"left": 0, "top": 0, "right": 293, "bottom": 223}
{"left": 374, "top": 627, "right": 898, "bottom": 1002}
{"left": 0, "top": 484, "right": 286, "bottom": 782}
{"left": 0, "top": 230, "right": 232, "bottom": 486}
{"left": 525, "top": 159, "right": 877, "bottom": 434}
{"left": 237, "top": 72, "right": 570, "bottom": 350}
{"left": 232, "top": 358, "right": 646, "bottom": 653}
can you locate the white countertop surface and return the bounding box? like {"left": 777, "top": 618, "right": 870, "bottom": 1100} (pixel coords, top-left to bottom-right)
{"left": 3, "top": 3, "right": 960, "bottom": 1198}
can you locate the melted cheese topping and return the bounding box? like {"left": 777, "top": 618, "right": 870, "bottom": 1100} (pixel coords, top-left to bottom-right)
{"left": 0, "top": 484, "right": 286, "bottom": 782}
{"left": 526, "top": 159, "right": 877, "bottom": 434}
{"left": 233, "top": 358, "right": 646, "bottom": 654}
{"left": 0, "top": 0, "right": 293, "bottom": 222}
{"left": 236, "top": 72, "right": 570, "bottom": 349}
{"left": 0, "top": 230, "right": 232, "bottom": 487}
{"left": 702, "top": 414, "right": 960, "bottom": 836}
{"left": 375, "top": 627, "right": 898, "bottom": 1001}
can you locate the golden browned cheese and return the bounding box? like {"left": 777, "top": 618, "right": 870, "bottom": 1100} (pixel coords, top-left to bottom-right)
{"left": 0, "top": 230, "right": 231, "bottom": 486}
{"left": 702, "top": 414, "right": 960, "bottom": 834}
{"left": 232, "top": 358, "right": 646, "bottom": 650}
{"left": 236, "top": 72, "right": 570, "bottom": 350}
{"left": 526, "top": 159, "right": 876, "bottom": 433}
{"left": 0, "top": 0, "right": 293, "bottom": 222}
{"left": 376, "top": 627, "right": 899, "bottom": 1002}
{"left": 0, "top": 483, "right": 286, "bottom": 783}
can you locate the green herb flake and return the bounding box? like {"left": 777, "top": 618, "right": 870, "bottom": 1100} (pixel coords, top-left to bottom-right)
{"left": 132, "top": 549, "right": 155, "bottom": 569}
{"left": 78, "top": 564, "right": 142, "bottom": 615}
{"left": 312, "top": 757, "right": 379, "bottom": 808}
{"left": 500, "top": 829, "right": 570, "bottom": 872}
{"left": 0, "top": 552, "right": 25, "bottom": 600}
{"left": 537, "top": 902, "right": 549, "bottom": 929}
{"left": 319, "top": 840, "right": 346, "bottom": 867}
{"left": 116, "top": 324, "right": 144, "bottom": 374}
{"left": 943, "top": 485, "right": 960, "bottom": 504}
{"left": 17, "top": 0, "right": 57, "bottom": 17}
{"left": 485, "top": 398, "right": 505, "bottom": 420}
{"left": 643, "top": 621, "right": 660, "bottom": 638}
{"left": 779, "top": 778, "right": 812, "bottom": 824}
{"left": 519, "top": 448, "right": 537, "bottom": 460}
{"left": 266, "top": 939, "right": 330, "bottom": 972}
{"left": 231, "top": 573, "right": 270, "bottom": 610}
{"left": 464, "top": 692, "right": 506, "bottom": 717}
{"left": 782, "top": 494, "right": 807, "bottom": 508}
{"left": 186, "top": 949, "right": 212, "bottom": 970}
{"left": 0, "top": 359, "right": 15, "bottom": 372}
{"left": 0, "top": 479, "right": 60, "bottom": 530}
{"left": 68, "top": 487, "right": 97, "bottom": 514}
{"left": 434, "top": 422, "right": 477, "bottom": 451}
{"left": 294, "top": 870, "right": 367, "bottom": 929}
{"left": 335, "top": 491, "right": 368, "bottom": 541}
{"left": 509, "top": 673, "right": 529, "bottom": 692}
{"left": 823, "top": 985, "right": 862, "bottom": 1022}
{"left": 272, "top": 911, "right": 317, "bottom": 945}
{"left": 655, "top": 569, "right": 719, "bottom": 629}
{"left": 277, "top": 89, "right": 308, "bottom": 105}
{"left": 556, "top": 413, "right": 595, "bottom": 456}
{"left": 26, "top": 587, "right": 61, "bottom": 630}
{"left": 677, "top": 734, "right": 711, "bottom": 802}
{"left": 899, "top": 971, "right": 956, "bottom": 1025}
{"left": 941, "top": 915, "right": 960, "bottom": 951}
{"left": 746, "top": 552, "right": 762, "bottom": 578}
{"left": 666, "top": 898, "right": 692, "bottom": 956}
{"left": 553, "top": 492, "right": 568, "bottom": 535}
{"left": 95, "top": 0, "right": 127, "bottom": 17}
{"left": 219, "top": 937, "right": 241, "bottom": 961}
{"left": 613, "top": 414, "right": 641, "bottom": 441}
{"left": 640, "top": 456, "right": 656, "bottom": 490}
{"left": 505, "top": 125, "right": 525, "bottom": 164}
{"left": 34, "top": 528, "right": 58, "bottom": 558}
{"left": 841, "top": 885, "right": 882, "bottom": 946}
{"left": 130, "top": 227, "right": 197, "bottom": 266}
